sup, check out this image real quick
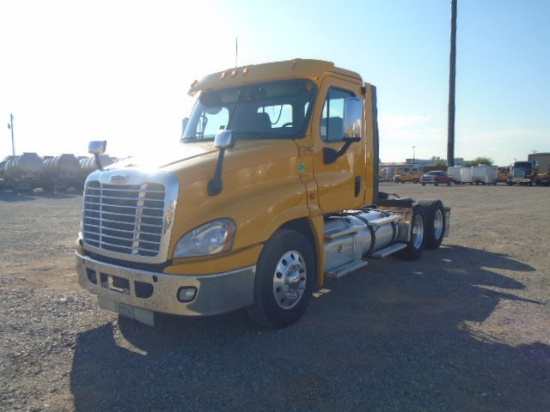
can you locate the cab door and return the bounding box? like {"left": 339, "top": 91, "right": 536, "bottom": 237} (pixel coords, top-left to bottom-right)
{"left": 313, "top": 78, "right": 366, "bottom": 213}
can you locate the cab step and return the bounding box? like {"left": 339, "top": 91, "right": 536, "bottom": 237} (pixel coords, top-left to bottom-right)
{"left": 370, "top": 243, "right": 407, "bottom": 258}
{"left": 326, "top": 260, "right": 368, "bottom": 279}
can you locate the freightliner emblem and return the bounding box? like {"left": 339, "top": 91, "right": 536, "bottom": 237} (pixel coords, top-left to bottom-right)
{"left": 110, "top": 174, "right": 129, "bottom": 184}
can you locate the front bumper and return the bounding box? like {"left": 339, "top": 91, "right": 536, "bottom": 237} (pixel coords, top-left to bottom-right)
{"left": 76, "top": 251, "right": 256, "bottom": 321}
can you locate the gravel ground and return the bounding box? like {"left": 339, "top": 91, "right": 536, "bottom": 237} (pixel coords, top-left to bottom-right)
{"left": 0, "top": 183, "right": 549, "bottom": 412}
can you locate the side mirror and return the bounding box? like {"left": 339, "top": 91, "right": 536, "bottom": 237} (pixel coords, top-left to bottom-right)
{"left": 88, "top": 140, "right": 107, "bottom": 155}
{"left": 323, "top": 148, "right": 339, "bottom": 164}
{"left": 343, "top": 97, "right": 363, "bottom": 138}
{"left": 88, "top": 140, "right": 107, "bottom": 171}
{"left": 214, "top": 130, "right": 235, "bottom": 149}
{"left": 208, "top": 130, "right": 235, "bottom": 196}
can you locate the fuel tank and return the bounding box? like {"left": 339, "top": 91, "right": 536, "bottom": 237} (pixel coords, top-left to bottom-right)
{"left": 324, "top": 210, "right": 399, "bottom": 275}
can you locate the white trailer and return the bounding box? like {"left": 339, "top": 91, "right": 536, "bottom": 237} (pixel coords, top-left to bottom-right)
{"left": 448, "top": 166, "right": 472, "bottom": 185}
{"left": 472, "top": 165, "right": 498, "bottom": 185}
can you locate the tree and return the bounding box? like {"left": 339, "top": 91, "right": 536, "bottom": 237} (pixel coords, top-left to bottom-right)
{"left": 465, "top": 157, "right": 494, "bottom": 167}
{"left": 433, "top": 159, "right": 448, "bottom": 167}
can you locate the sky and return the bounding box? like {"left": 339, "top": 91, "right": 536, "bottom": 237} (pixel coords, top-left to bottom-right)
{"left": 0, "top": 0, "right": 549, "bottom": 166}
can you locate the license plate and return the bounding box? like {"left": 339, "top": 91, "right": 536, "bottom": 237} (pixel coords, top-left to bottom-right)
{"left": 116, "top": 303, "right": 135, "bottom": 319}
{"left": 98, "top": 297, "right": 155, "bottom": 326}
{"left": 115, "top": 302, "right": 155, "bottom": 326}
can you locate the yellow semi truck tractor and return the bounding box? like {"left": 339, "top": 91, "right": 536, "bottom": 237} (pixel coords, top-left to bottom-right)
{"left": 75, "top": 59, "right": 451, "bottom": 328}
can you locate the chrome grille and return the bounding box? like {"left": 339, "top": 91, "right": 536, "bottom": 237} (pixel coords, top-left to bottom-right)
{"left": 82, "top": 181, "right": 166, "bottom": 257}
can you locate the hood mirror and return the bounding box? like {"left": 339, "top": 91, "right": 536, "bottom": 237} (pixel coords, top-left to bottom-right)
{"left": 88, "top": 140, "right": 107, "bottom": 155}
{"left": 214, "top": 129, "right": 235, "bottom": 149}
{"left": 88, "top": 140, "right": 107, "bottom": 171}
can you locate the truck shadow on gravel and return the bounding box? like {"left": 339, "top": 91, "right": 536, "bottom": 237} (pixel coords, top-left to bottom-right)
{"left": 70, "top": 245, "right": 550, "bottom": 411}
{"left": 0, "top": 192, "right": 80, "bottom": 202}
{"left": 0, "top": 192, "right": 37, "bottom": 202}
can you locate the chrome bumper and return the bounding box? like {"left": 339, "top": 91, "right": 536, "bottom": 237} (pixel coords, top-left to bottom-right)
{"left": 76, "top": 252, "right": 256, "bottom": 322}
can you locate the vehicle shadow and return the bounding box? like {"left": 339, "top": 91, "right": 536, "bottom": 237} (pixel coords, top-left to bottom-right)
{"left": 70, "top": 245, "right": 550, "bottom": 411}
{"left": 0, "top": 192, "right": 37, "bottom": 202}
{"left": 0, "top": 191, "right": 79, "bottom": 202}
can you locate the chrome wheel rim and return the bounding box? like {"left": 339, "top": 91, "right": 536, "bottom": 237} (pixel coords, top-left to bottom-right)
{"left": 412, "top": 213, "right": 425, "bottom": 249}
{"left": 433, "top": 208, "right": 444, "bottom": 240}
{"left": 272, "top": 250, "right": 307, "bottom": 309}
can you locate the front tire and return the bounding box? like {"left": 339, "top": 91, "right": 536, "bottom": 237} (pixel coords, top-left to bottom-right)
{"left": 247, "top": 229, "right": 315, "bottom": 328}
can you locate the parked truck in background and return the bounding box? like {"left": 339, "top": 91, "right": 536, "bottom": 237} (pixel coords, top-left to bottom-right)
{"left": 536, "top": 167, "right": 550, "bottom": 186}
{"left": 497, "top": 167, "right": 510, "bottom": 184}
{"left": 421, "top": 170, "right": 453, "bottom": 186}
{"left": 393, "top": 168, "right": 421, "bottom": 184}
{"left": 507, "top": 161, "right": 538, "bottom": 186}
{"left": 76, "top": 59, "right": 451, "bottom": 328}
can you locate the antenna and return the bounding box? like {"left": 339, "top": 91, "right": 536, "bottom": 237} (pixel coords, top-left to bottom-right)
{"left": 8, "top": 113, "right": 15, "bottom": 156}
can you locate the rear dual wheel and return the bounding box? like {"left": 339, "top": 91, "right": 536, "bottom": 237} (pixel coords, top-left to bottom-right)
{"left": 396, "top": 204, "right": 426, "bottom": 260}
{"left": 417, "top": 199, "right": 446, "bottom": 249}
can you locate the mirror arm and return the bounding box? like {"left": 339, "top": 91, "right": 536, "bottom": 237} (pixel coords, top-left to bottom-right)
{"left": 208, "top": 148, "right": 226, "bottom": 196}
{"left": 323, "top": 137, "right": 361, "bottom": 164}
{"left": 337, "top": 137, "right": 360, "bottom": 156}
{"left": 94, "top": 153, "right": 104, "bottom": 171}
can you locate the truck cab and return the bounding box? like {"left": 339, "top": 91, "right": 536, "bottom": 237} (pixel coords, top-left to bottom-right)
{"left": 76, "top": 59, "right": 450, "bottom": 328}
{"left": 507, "top": 161, "right": 539, "bottom": 186}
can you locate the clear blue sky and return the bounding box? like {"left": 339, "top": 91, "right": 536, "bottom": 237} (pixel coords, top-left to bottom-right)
{"left": 0, "top": 0, "right": 548, "bottom": 166}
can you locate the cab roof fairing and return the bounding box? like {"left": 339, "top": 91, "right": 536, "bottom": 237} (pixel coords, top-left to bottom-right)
{"left": 187, "top": 59, "right": 363, "bottom": 97}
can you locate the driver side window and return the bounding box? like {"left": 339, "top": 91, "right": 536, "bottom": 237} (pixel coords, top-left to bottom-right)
{"left": 320, "top": 88, "right": 355, "bottom": 142}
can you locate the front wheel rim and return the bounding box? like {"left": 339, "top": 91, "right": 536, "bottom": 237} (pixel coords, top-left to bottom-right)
{"left": 272, "top": 250, "right": 307, "bottom": 310}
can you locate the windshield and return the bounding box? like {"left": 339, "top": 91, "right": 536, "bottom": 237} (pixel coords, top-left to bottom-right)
{"left": 182, "top": 79, "right": 317, "bottom": 142}
{"left": 514, "top": 162, "right": 533, "bottom": 170}
{"left": 512, "top": 168, "right": 526, "bottom": 178}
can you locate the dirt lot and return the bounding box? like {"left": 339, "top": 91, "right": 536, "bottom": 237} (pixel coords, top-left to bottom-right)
{"left": 1, "top": 183, "right": 549, "bottom": 411}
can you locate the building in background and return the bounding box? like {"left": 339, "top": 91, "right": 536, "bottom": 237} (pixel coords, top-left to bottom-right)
{"left": 529, "top": 152, "right": 550, "bottom": 174}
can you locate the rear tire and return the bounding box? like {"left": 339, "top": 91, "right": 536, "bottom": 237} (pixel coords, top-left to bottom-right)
{"left": 396, "top": 204, "right": 426, "bottom": 260}
{"left": 247, "top": 229, "right": 315, "bottom": 328}
{"left": 417, "top": 199, "right": 446, "bottom": 249}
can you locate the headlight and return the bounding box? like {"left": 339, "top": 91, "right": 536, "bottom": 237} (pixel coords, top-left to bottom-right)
{"left": 174, "top": 218, "right": 236, "bottom": 258}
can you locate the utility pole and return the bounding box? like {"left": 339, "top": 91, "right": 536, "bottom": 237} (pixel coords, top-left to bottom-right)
{"left": 447, "top": 0, "right": 458, "bottom": 167}
{"left": 8, "top": 113, "right": 15, "bottom": 156}
{"left": 235, "top": 37, "right": 238, "bottom": 68}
